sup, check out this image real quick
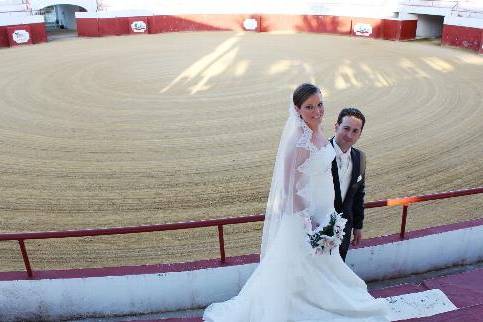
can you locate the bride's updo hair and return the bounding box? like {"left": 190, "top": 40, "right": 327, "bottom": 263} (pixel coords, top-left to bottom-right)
{"left": 293, "top": 83, "right": 321, "bottom": 108}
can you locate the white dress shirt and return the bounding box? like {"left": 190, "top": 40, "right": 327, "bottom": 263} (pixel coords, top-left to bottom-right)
{"left": 333, "top": 141, "right": 352, "bottom": 202}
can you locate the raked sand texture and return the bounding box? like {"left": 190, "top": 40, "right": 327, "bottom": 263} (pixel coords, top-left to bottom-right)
{"left": 0, "top": 32, "right": 482, "bottom": 271}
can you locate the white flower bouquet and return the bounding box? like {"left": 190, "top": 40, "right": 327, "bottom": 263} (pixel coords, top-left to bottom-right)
{"left": 304, "top": 211, "right": 347, "bottom": 255}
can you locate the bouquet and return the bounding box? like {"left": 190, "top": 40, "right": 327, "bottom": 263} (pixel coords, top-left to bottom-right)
{"left": 304, "top": 211, "right": 347, "bottom": 255}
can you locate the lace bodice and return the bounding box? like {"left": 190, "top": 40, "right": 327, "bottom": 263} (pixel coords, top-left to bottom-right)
{"left": 294, "top": 122, "right": 336, "bottom": 227}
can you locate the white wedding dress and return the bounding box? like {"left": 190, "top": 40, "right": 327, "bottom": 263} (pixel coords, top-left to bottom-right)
{"left": 203, "top": 108, "right": 390, "bottom": 322}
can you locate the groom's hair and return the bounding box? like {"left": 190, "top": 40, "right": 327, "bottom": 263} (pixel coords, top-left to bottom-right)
{"left": 293, "top": 83, "right": 321, "bottom": 108}
{"left": 337, "top": 108, "right": 366, "bottom": 130}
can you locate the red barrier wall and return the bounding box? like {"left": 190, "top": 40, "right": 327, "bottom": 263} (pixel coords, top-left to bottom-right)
{"left": 399, "top": 20, "right": 417, "bottom": 40}
{"left": 382, "top": 20, "right": 417, "bottom": 41}
{"left": 0, "top": 23, "right": 47, "bottom": 47}
{"left": 184, "top": 14, "right": 259, "bottom": 31}
{"left": 98, "top": 17, "right": 126, "bottom": 36}
{"left": 177, "top": 14, "right": 260, "bottom": 32}
{"left": 442, "top": 24, "right": 482, "bottom": 52}
{"left": 480, "top": 30, "right": 483, "bottom": 54}
{"left": 351, "top": 18, "right": 383, "bottom": 39}
{"left": 7, "top": 25, "right": 33, "bottom": 47}
{"left": 260, "top": 14, "right": 351, "bottom": 35}
{"left": 382, "top": 19, "right": 400, "bottom": 40}
{"left": 118, "top": 17, "right": 131, "bottom": 35}
{"left": 128, "top": 17, "right": 149, "bottom": 34}
{"left": 30, "top": 22, "right": 47, "bottom": 44}
{"left": 77, "top": 18, "right": 99, "bottom": 37}
{"left": 148, "top": 14, "right": 260, "bottom": 34}
{"left": 148, "top": 15, "right": 214, "bottom": 33}
{"left": 259, "top": 14, "right": 306, "bottom": 32}
{"left": 72, "top": 13, "right": 431, "bottom": 47}
{"left": 320, "top": 15, "right": 352, "bottom": 35}
{"left": 0, "top": 26, "right": 9, "bottom": 47}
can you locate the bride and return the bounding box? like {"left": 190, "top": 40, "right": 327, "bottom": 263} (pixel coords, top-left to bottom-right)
{"left": 203, "top": 83, "right": 390, "bottom": 322}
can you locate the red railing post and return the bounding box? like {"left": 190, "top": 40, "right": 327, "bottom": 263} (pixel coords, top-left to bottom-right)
{"left": 18, "top": 240, "right": 33, "bottom": 278}
{"left": 217, "top": 225, "right": 226, "bottom": 262}
{"left": 0, "top": 188, "right": 480, "bottom": 272}
{"left": 400, "top": 205, "right": 409, "bottom": 239}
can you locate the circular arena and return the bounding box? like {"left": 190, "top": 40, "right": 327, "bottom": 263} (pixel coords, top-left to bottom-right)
{"left": 1, "top": 30, "right": 482, "bottom": 271}
{"left": 1, "top": 1, "right": 483, "bottom": 321}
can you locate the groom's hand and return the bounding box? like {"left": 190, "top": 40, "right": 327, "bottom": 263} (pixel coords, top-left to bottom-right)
{"left": 351, "top": 229, "right": 362, "bottom": 246}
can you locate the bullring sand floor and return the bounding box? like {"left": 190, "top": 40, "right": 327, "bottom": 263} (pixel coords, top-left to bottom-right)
{"left": 0, "top": 32, "right": 482, "bottom": 271}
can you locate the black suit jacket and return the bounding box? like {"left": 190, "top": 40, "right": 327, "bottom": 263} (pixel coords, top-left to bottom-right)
{"left": 329, "top": 138, "right": 366, "bottom": 230}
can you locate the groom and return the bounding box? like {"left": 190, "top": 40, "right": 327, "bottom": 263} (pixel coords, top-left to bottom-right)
{"left": 330, "top": 108, "right": 366, "bottom": 261}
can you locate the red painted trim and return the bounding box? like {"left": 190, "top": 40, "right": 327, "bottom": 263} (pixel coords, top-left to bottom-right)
{"left": 370, "top": 283, "right": 427, "bottom": 299}
{"left": 140, "top": 318, "right": 203, "bottom": 322}
{"left": 401, "top": 305, "right": 483, "bottom": 322}
{"left": 0, "top": 254, "right": 259, "bottom": 281}
{"left": 133, "top": 319, "right": 201, "bottom": 322}
{"left": 135, "top": 305, "right": 483, "bottom": 322}
{"left": 371, "top": 268, "right": 483, "bottom": 310}
{"left": 156, "top": 318, "right": 203, "bottom": 322}
{"left": 375, "top": 268, "right": 483, "bottom": 309}
{"left": 423, "top": 268, "right": 483, "bottom": 308}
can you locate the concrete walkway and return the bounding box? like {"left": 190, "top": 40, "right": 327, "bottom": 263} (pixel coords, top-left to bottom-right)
{"left": 69, "top": 261, "right": 483, "bottom": 322}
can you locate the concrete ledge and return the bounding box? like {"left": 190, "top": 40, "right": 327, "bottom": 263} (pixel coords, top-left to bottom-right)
{"left": 347, "top": 220, "right": 483, "bottom": 280}
{"left": 0, "top": 15, "right": 44, "bottom": 27}
{"left": 444, "top": 16, "right": 483, "bottom": 29}
{"left": 0, "top": 219, "right": 482, "bottom": 321}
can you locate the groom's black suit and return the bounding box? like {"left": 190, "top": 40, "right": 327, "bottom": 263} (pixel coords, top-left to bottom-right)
{"left": 329, "top": 138, "right": 366, "bottom": 261}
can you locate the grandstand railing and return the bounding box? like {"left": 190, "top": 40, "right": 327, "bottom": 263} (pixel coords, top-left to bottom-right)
{"left": 0, "top": 187, "right": 482, "bottom": 278}
{"left": 400, "top": 0, "right": 483, "bottom": 14}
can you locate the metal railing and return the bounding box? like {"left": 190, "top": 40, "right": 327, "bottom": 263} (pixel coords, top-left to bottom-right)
{"left": 399, "top": 0, "right": 483, "bottom": 13}
{"left": 0, "top": 187, "right": 481, "bottom": 278}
